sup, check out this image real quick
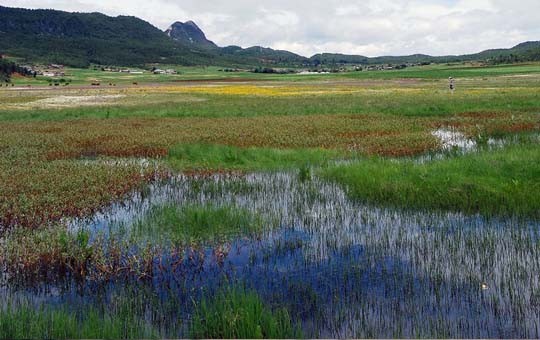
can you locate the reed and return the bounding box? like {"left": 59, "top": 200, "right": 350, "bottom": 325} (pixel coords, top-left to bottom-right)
{"left": 190, "top": 287, "right": 303, "bottom": 339}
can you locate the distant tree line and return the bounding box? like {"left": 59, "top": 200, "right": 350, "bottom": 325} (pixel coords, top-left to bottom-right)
{"left": 0, "top": 57, "right": 35, "bottom": 82}
{"left": 488, "top": 52, "right": 540, "bottom": 65}
{"left": 252, "top": 67, "right": 296, "bottom": 74}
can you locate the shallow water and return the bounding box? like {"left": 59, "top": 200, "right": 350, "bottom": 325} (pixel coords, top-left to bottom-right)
{"left": 3, "top": 169, "right": 540, "bottom": 338}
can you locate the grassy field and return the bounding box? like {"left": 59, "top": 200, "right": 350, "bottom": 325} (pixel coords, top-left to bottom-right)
{"left": 4, "top": 62, "right": 540, "bottom": 87}
{"left": 1, "top": 63, "right": 540, "bottom": 338}
{"left": 322, "top": 138, "right": 540, "bottom": 218}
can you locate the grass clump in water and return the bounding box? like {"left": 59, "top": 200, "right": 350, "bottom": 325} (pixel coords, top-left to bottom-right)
{"left": 321, "top": 143, "right": 540, "bottom": 218}
{"left": 167, "top": 143, "right": 342, "bottom": 171}
{"left": 0, "top": 226, "right": 94, "bottom": 282}
{"left": 133, "top": 204, "right": 266, "bottom": 244}
{"left": 0, "top": 302, "right": 159, "bottom": 339}
{"left": 190, "top": 288, "right": 302, "bottom": 339}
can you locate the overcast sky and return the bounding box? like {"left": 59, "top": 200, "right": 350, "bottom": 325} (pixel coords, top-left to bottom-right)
{"left": 2, "top": 0, "right": 540, "bottom": 57}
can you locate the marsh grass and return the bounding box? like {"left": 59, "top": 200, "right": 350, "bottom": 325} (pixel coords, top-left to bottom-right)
{"left": 132, "top": 204, "right": 266, "bottom": 245}
{"left": 3, "top": 166, "right": 540, "bottom": 338}
{"left": 0, "top": 226, "right": 93, "bottom": 282}
{"left": 167, "top": 143, "right": 341, "bottom": 171}
{"left": 0, "top": 301, "right": 159, "bottom": 339}
{"left": 190, "top": 287, "right": 302, "bottom": 339}
{"left": 322, "top": 141, "right": 540, "bottom": 217}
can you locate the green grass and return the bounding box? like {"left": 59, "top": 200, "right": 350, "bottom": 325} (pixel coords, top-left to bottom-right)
{"left": 339, "top": 63, "right": 540, "bottom": 79}
{"left": 190, "top": 288, "right": 302, "bottom": 339}
{"left": 321, "top": 141, "right": 540, "bottom": 218}
{"left": 0, "top": 303, "right": 158, "bottom": 339}
{"left": 132, "top": 204, "right": 266, "bottom": 245}
{"left": 1, "top": 87, "right": 539, "bottom": 122}
{"left": 14, "top": 63, "right": 540, "bottom": 85}
{"left": 6, "top": 62, "right": 540, "bottom": 87}
{"left": 167, "top": 144, "right": 343, "bottom": 171}
{"left": 7, "top": 65, "right": 277, "bottom": 87}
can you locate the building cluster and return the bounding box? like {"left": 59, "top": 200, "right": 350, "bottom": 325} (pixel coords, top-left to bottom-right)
{"left": 20, "top": 64, "right": 64, "bottom": 77}
{"left": 102, "top": 67, "right": 144, "bottom": 74}
{"left": 152, "top": 68, "right": 178, "bottom": 75}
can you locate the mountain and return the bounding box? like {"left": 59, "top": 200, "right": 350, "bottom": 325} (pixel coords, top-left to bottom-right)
{"left": 312, "top": 43, "right": 540, "bottom": 66}
{"left": 467, "top": 41, "right": 540, "bottom": 64}
{"left": 162, "top": 21, "right": 307, "bottom": 65}
{"left": 0, "top": 6, "right": 306, "bottom": 67}
{"left": 0, "top": 5, "right": 538, "bottom": 68}
{"left": 311, "top": 53, "right": 369, "bottom": 65}
{"left": 0, "top": 6, "right": 218, "bottom": 67}
{"left": 165, "top": 21, "right": 217, "bottom": 49}
{"left": 219, "top": 45, "right": 308, "bottom": 65}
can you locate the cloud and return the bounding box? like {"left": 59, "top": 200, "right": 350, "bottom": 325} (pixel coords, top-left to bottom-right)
{"left": 2, "top": 0, "right": 540, "bottom": 57}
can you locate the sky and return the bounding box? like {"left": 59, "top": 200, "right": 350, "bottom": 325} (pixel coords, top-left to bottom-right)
{"left": 2, "top": 0, "right": 540, "bottom": 57}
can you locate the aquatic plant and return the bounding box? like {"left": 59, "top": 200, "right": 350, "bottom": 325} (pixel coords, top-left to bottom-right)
{"left": 167, "top": 143, "right": 340, "bottom": 171}
{"left": 190, "top": 287, "right": 303, "bottom": 339}
{"left": 132, "top": 203, "right": 265, "bottom": 245}
{"left": 0, "top": 300, "right": 159, "bottom": 339}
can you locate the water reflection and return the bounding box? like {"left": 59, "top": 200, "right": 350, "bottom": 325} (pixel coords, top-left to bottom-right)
{"left": 3, "top": 171, "right": 540, "bottom": 338}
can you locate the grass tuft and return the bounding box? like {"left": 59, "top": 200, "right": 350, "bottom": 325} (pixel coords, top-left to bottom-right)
{"left": 167, "top": 143, "right": 341, "bottom": 171}
{"left": 190, "top": 288, "right": 302, "bottom": 339}
{"left": 0, "top": 302, "right": 159, "bottom": 339}
{"left": 133, "top": 204, "right": 266, "bottom": 244}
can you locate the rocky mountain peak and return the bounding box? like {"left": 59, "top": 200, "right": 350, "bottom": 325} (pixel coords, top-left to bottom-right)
{"left": 165, "top": 20, "right": 217, "bottom": 49}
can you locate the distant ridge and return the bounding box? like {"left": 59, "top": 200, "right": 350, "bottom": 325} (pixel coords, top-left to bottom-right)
{"left": 310, "top": 42, "right": 540, "bottom": 65}
{"left": 0, "top": 5, "right": 539, "bottom": 67}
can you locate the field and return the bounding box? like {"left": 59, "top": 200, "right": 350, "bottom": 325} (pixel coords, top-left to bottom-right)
{"left": 1, "top": 63, "right": 540, "bottom": 338}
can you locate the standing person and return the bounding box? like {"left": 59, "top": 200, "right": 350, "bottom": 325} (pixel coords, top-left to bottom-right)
{"left": 449, "top": 77, "right": 455, "bottom": 92}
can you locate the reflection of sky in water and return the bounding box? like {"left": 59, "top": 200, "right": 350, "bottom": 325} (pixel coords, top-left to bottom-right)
{"left": 432, "top": 128, "right": 477, "bottom": 151}
{"left": 4, "top": 162, "right": 540, "bottom": 337}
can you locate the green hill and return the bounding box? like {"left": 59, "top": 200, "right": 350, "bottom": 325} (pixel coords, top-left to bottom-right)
{"left": 310, "top": 43, "right": 540, "bottom": 66}
{"left": 1, "top": 5, "right": 538, "bottom": 68}
{"left": 0, "top": 6, "right": 219, "bottom": 67}
{"left": 0, "top": 6, "right": 307, "bottom": 68}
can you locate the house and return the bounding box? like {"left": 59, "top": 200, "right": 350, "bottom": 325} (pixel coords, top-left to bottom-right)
{"left": 42, "top": 71, "right": 65, "bottom": 77}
